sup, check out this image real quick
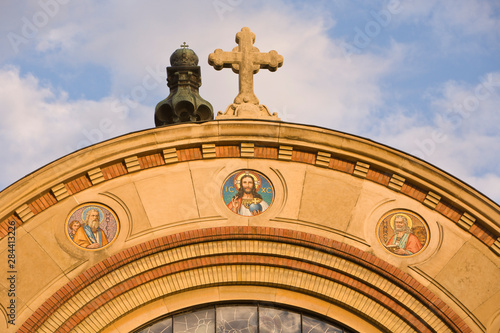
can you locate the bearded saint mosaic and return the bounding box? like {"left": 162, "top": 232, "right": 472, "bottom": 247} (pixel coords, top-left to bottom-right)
{"left": 376, "top": 210, "right": 429, "bottom": 256}
{"left": 222, "top": 170, "right": 274, "bottom": 216}
{"left": 66, "top": 203, "right": 119, "bottom": 250}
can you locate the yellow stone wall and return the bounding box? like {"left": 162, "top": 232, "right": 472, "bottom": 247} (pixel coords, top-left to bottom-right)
{"left": 0, "top": 121, "right": 499, "bottom": 333}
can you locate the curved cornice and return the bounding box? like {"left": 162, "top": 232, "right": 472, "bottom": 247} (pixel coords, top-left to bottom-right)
{"left": 1, "top": 120, "right": 499, "bottom": 254}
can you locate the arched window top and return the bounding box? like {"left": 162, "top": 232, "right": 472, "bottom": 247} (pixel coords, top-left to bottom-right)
{"left": 136, "top": 303, "right": 355, "bottom": 333}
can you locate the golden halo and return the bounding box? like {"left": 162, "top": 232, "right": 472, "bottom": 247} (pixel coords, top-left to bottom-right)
{"left": 81, "top": 207, "right": 104, "bottom": 223}
{"left": 390, "top": 213, "right": 413, "bottom": 230}
{"left": 234, "top": 171, "right": 262, "bottom": 192}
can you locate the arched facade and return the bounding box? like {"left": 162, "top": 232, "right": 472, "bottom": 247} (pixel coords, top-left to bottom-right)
{"left": 0, "top": 121, "right": 499, "bottom": 332}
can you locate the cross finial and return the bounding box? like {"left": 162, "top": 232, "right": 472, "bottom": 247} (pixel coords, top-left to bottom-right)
{"left": 180, "top": 42, "right": 189, "bottom": 48}
{"left": 208, "top": 27, "right": 283, "bottom": 120}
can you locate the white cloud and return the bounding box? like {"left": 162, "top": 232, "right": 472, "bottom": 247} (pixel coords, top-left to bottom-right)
{"left": 35, "top": 23, "right": 79, "bottom": 52}
{"left": 0, "top": 1, "right": 499, "bottom": 204}
{"left": 397, "top": 0, "right": 500, "bottom": 52}
{"left": 374, "top": 72, "right": 500, "bottom": 202}
{"left": 468, "top": 174, "right": 500, "bottom": 203}
{"left": 0, "top": 1, "right": 402, "bottom": 189}
{"left": 0, "top": 66, "right": 148, "bottom": 189}
{"left": 29, "top": 0, "right": 402, "bottom": 132}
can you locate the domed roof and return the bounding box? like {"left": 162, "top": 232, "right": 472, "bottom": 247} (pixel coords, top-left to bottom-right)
{"left": 170, "top": 42, "right": 199, "bottom": 66}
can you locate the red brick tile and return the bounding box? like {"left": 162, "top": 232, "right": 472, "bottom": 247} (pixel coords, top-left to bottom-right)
{"left": 329, "top": 157, "right": 355, "bottom": 173}
{"left": 366, "top": 169, "right": 391, "bottom": 186}
{"left": 401, "top": 182, "right": 427, "bottom": 202}
{"left": 470, "top": 223, "right": 497, "bottom": 246}
{"left": 216, "top": 145, "right": 240, "bottom": 157}
{"left": 254, "top": 146, "right": 278, "bottom": 159}
{"left": 291, "top": 150, "right": 316, "bottom": 164}
{"left": 102, "top": 162, "right": 127, "bottom": 180}
{"left": 139, "top": 153, "right": 165, "bottom": 169}
{"left": 436, "top": 201, "right": 462, "bottom": 222}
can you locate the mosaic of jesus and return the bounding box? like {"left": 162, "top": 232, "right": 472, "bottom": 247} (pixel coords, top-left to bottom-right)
{"left": 222, "top": 170, "right": 274, "bottom": 216}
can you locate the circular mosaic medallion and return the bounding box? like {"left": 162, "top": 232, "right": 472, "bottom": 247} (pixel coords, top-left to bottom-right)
{"left": 222, "top": 170, "right": 274, "bottom": 216}
{"left": 376, "top": 210, "right": 429, "bottom": 256}
{"left": 66, "top": 203, "right": 119, "bottom": 250}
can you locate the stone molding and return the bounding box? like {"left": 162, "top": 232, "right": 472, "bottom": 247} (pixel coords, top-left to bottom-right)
{"left": 1, "top": 121, "right": 499, "bottom": 254}
{"left": 18, "top": 227, "right": 471, "bottom": 333}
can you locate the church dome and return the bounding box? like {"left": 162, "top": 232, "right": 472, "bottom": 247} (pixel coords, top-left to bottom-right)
{"left": 170, "top": 43, "right": 199, "bottom": 66}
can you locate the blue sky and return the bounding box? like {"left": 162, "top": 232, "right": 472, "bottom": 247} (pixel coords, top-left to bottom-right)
{"left": 0, "top": 0, "right": 499, "bottom": 203}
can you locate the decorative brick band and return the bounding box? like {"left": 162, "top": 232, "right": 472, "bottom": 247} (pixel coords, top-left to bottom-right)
{"left": 1, "top": 141, "right": 498, "bottom": 254}
{"left": 216, "top": 145, "right": 240, "bottom": 158}
{"left": 56, "top": 256, "right": 429, "bottom": 333}
{"left": 19, "top": 227, "right": 471, "bottom": 333}
{"left": 138, "top": 152, "right": 165, "bottom": 169}
{"left": 27, "top": 192, "right": 57, "bottom": 215}
{"left": 366, "top": 168, "right": 391, "bottom": 186}
{"left": 0, "top": 214, "right": 21, "bottom": 238}
{"left": 65, "top": 174, "right": 92, "bottom": 195}
{"left": 102, "top": 161, "right": 127, "bottom": 180}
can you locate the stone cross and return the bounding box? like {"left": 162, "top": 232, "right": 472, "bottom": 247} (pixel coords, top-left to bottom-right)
{"left": 209, "top": 27, "right": 283, "bottom": 106}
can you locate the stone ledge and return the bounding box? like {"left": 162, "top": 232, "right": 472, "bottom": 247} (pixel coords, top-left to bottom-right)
{"left": 125, "top": 156, "right": 141, "bottom": 173}
{"left": 315, "top": 151, "right": 331, "bottom": 168}
{"left": 388, "top": 174, "right": 405, "bottom": 192}
{"left": 353, "top": 161, "right": 370, "bottom": 178}
{"left": 163, "top": 148, "right": 178, "bottom": 164}
{"left": 423, "top": 191, "right": 441, "bottom": 210}
{"left": 87, "top": 168, "right": 105, "bottom": 185}
{"left": 51, "top": 183, "right": 69, "bottom": 201}
{"left": 202, "top": 144, "right": 216, "bottom": 159}
{"left": 241, "top": 143, "right": 255, "bottom": 158}
{"left": 278, "top": 145, "right": 293, "bottom": 160}
{"left": 457, "top": 212, "right": 476, "bottom": 231}
{"left": 15, "top": 203, "right": 34, "bottom": 222}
